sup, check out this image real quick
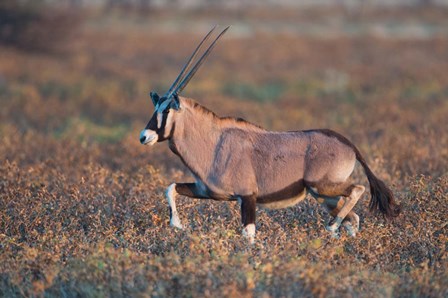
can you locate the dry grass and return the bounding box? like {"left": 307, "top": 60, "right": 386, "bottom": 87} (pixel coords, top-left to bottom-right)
{"left": 0, "top": 7, "right": 447, "bottom": 297}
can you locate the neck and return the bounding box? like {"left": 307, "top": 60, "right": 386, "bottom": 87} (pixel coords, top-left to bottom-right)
{"left": 169, "top": 97, "right": 265, "bottom": 181}
{"left": 169, "top": 98, "right": 221, "bottom": 181}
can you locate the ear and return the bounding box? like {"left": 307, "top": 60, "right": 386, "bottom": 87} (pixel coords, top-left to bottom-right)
{"left": 150, "top": 91, "right": 160, "bottom": 106}
{"left": 170, "top": 95, "right": 180, "bottom": 110}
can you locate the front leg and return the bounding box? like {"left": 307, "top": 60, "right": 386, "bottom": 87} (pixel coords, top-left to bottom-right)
{"left": 165, "top": 183, "right": 209, "bottom": 229}
{"left": 166, "top": 184, "right": 183, "bottom": 229}
{"left": 239, "top": 195, "right": 257, "bottom": 244}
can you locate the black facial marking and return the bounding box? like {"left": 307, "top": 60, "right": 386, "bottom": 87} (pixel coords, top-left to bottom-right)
{"left": 144, "top": 112, "right": 158, "bottom": 131}
{"left": 157, "top": 110, "right": 170, "bottom": 142}
{"left": 144, "top": 98, "right": 175, "bottom": 142}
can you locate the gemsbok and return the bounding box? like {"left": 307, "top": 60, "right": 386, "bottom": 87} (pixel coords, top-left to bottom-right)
{"left": 139, "top": 27, "right": 400, "bottom": 243}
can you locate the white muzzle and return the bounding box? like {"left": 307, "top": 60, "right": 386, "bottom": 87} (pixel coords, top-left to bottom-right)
{"left": 139, "top": 129, "right": 158, "bottom": 146}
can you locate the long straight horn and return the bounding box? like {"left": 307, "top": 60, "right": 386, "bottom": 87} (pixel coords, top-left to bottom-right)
{"left": 171, "top": 26, "right": 230, "bottom": 96}
{"left": 165, "top": 26, "right": 217, "bottom": 98}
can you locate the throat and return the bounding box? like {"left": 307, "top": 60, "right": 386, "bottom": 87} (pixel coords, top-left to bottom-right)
{"left": 168, "top": 122, "right": 218, "bottom": 182}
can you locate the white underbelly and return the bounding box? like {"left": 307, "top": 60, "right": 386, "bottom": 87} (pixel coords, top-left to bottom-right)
{"left": 257, "top": 190, "right": 307, "bottom": 210}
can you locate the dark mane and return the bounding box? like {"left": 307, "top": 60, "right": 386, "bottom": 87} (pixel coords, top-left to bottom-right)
{"left": 183, "top": 97, "right": 264, "bottom": 131}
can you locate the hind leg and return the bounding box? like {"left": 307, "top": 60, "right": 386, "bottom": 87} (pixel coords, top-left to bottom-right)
{"left": 314, "top": 196, "right": 357, "bottom": 237}
{"left": 309, "top": 181, "right": 364, "bottom": 236}
{"left": 325, "top": 197, "right": 359, "bottom": 237}
{"left": 329, "top": 196, "right": 360, "bottom": 237}
{"left": 316, "top": 196, "right": 360, "bottom": 237}
{"left": 326, "top": 184, "right": 365, "bottom": 233}
{"left": 342, "top": 211, "right": 359, "bottom": 237}
{"left": 314, "top": 196, "right": 342, "bottom": 237}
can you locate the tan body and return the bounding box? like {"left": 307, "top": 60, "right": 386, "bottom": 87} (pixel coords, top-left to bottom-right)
{"left": 141, "top": 97, "right": 400, "bottom": 243}
{"left": 139, "top": 27, "right": 399, "bottom": 243}
{"left": 169, "top": 98, "right": 355, "bottom": 201}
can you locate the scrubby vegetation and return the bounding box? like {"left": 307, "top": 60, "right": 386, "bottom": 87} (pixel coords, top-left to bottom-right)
{"left": 0, "top": 6, "right": 447, "bottom": 297}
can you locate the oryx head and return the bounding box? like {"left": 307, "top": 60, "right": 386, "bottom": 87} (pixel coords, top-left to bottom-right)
{"left": 140, "top": 26, "right": 229, "bottom": 146}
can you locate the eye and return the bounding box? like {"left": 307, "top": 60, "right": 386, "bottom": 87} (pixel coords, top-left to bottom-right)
{"left": 162, "top": 110, "right": 170, "bottom": 114}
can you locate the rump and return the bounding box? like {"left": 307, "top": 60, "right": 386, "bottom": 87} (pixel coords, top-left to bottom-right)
{"left": 303, "top": 130, "right": 356, "bottom": 184}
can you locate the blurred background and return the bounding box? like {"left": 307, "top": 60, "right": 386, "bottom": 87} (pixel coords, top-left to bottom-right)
{"left": 1, "top": 0, "right": 447, "bottom": 177}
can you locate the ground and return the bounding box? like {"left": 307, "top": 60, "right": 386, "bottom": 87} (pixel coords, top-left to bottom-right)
{"left": 0, "top": 6, "right": 447, "bottom": 297}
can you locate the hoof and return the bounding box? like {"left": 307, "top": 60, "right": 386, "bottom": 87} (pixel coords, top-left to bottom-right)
{"left": 342, "top": 222, "right": 358, "bottom": 238}
{"left": 325, "top": 224, "right": 339, "bottom": 233}
{"left": 242, "top": 224, "right": 255, "bottom": 245}
{"left": 326, "top": 216, "right": 343, "bottom": 232}
{"left": 330, "top": 231, "right": 340, "bottom": 239}
{"left": 170, "top": 222, "right": 183, "bottom": 230}
{"left": 170, "top": 216, "right": 183, "bottom": 230}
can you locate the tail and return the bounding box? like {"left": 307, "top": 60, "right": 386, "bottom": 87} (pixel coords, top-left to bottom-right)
{"left": 307, "top": 129, "right": 400, "bottom": 218}
{"left": 355, "top": 149, "right": 401, "bottom": 218}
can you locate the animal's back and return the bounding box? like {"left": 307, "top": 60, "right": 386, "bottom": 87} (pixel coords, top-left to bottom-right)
{"left": 245, "top": 129, "right": 356, "bottom": 199}
{"left": 207, "top": 129, "right": 309, "bottom": 198}
{"left": 250, "top": 131, "right": 309, "bottom": 196}
{"left": 205, "top": 125, "right": 356, "bottom": 201}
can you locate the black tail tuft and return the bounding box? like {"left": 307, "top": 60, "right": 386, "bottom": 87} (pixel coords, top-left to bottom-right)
{"left": 355, "top": 151, "right": 401, "bottom": 219}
